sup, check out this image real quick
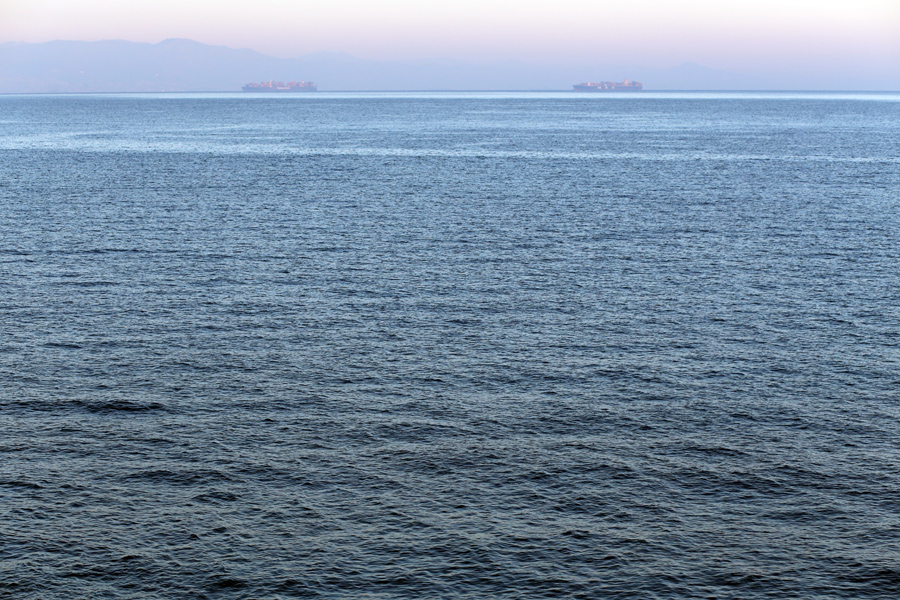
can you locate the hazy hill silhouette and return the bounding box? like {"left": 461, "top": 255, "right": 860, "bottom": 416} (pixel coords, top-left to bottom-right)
{"left": 2, "top": 39, "right": 888, "bottom": 92}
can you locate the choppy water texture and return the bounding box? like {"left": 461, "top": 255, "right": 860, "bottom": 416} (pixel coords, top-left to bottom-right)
{"left": 1, "top": 92, "right": 900, "bottom": 599}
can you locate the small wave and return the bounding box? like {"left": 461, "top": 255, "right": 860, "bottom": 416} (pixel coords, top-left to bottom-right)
{"left": 0, "top": 479, "right": 43, "bottom": 490}
{"left": 43, "top": 342, "right": 83, "bottom": 349}
{"left": 838, "top": 565, "right": 900, "bottom": 590}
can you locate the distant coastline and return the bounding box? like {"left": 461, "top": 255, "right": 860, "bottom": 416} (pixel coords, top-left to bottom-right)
{"left": 1, "top": 39, "right": 897, "bottom": 93}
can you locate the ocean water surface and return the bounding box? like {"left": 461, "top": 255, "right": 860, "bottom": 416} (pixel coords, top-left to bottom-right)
{"left": 1, "top": 92, "right": 899, "bottom": 598}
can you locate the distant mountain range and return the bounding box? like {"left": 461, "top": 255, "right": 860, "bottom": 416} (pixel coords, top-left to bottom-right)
{"left": 0, "top": 39, "right": 893, "bottom": 93}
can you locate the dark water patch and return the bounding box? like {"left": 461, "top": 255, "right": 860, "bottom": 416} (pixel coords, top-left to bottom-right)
{"left": 73, "top": 399, "right": 169, "bottom": 413}
{"left": 204, "top": 576, "right": 249, "bottom": 590}
{"left": 121, "top": 469, "right": 235, "bottom": 485}
{"left": 274, "top": 579, "right": 321, "bottom": 596}
{"left": 4, "top": 396, "right": 172, "bottom": 415}
{"left": 192, "top": 491, "right": 240, "bottom": 503}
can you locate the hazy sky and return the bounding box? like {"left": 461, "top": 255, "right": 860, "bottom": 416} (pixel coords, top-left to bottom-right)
{"left": 2, "top": 0, "right": 898, "bottom": 71}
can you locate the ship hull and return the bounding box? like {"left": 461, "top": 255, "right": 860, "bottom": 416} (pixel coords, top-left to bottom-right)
{"left": 241, "top": 87, "right": 317, "bottom": 92}
{"left": 573, "top": 85, "right": 642, "bottom": 92}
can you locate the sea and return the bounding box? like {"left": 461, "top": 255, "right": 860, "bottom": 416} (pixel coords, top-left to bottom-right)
{"left": 1, "top": 91, "right": 899, "bottom": 599}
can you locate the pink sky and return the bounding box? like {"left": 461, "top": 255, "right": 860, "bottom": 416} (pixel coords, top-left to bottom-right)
{"left": 2, "top": 0, "right": 898, "bottom": 73}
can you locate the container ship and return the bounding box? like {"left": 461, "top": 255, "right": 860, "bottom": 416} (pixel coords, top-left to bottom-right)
{"left": 242, "top": 80, "right": 317, "bottom": 92}
{"left": 573, "top": 79, "right": 642, "bottom": 92}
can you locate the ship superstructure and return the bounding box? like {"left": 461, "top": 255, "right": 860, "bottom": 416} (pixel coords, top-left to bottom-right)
{"left": 573, "top": 79, "right": 642, "bottom": 92}
{"left": 242, "top": 80, "right": 317, "bottom": 92}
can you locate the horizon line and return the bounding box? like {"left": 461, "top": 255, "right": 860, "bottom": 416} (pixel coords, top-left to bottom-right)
{"left": 3, "top": 90, "right": 899, "bottom": 95}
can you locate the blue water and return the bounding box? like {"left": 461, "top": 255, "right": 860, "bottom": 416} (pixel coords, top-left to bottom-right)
{"left": 1, "top": 92, "right": 899, "bottom": 599}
